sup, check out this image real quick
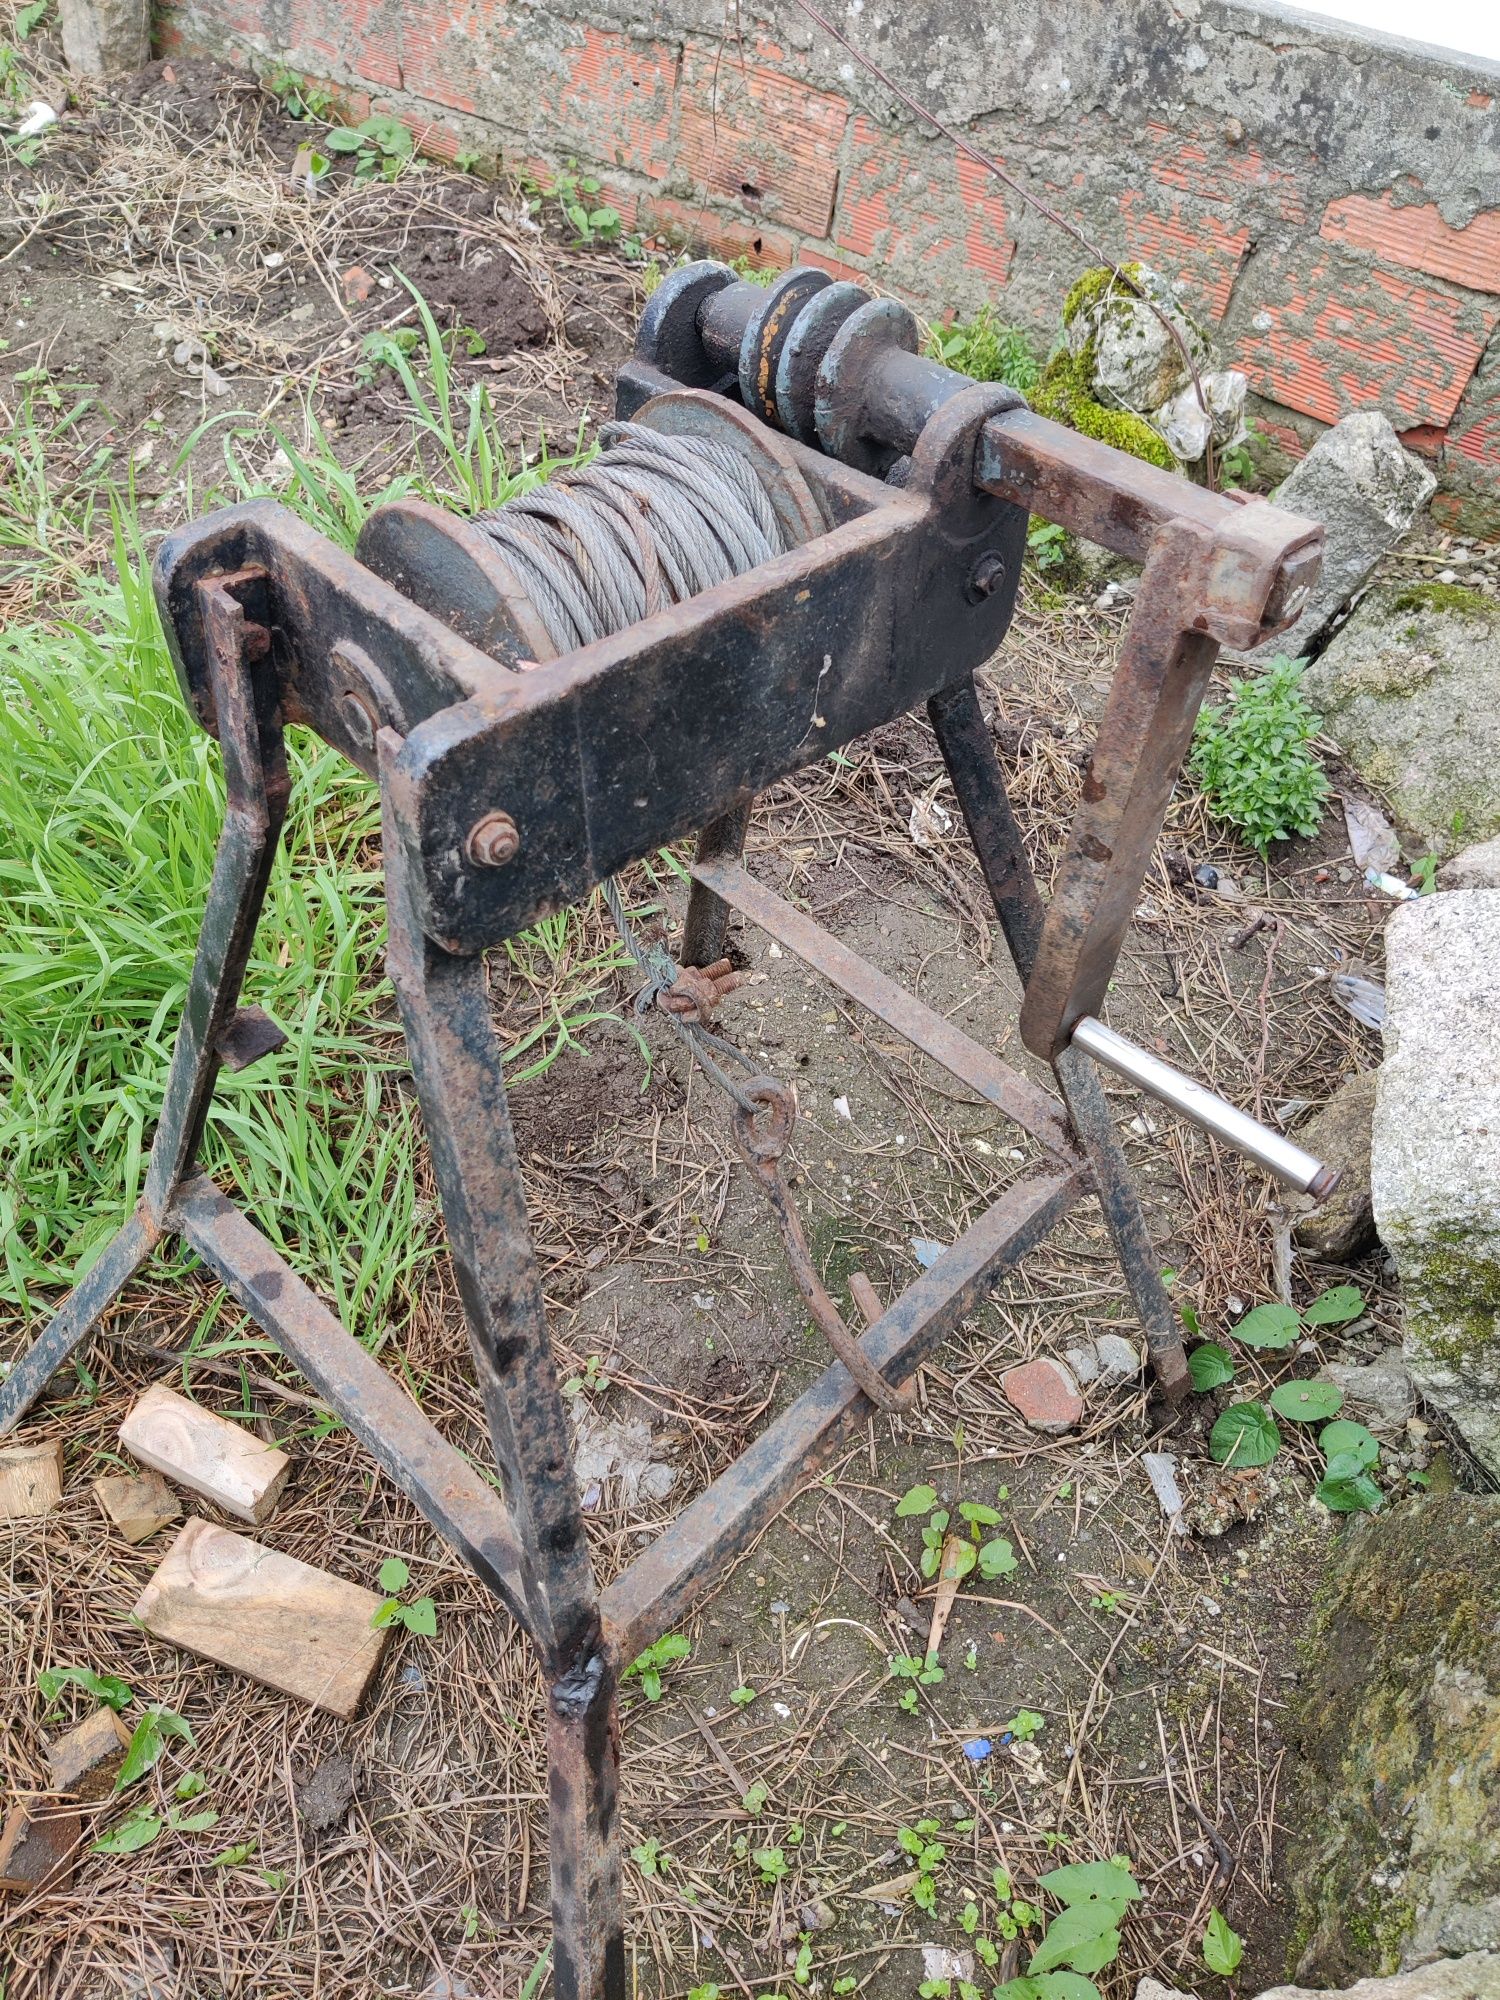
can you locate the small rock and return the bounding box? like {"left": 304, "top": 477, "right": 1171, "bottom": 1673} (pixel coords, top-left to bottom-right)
{"left": 1142, "top": 1450, "right": 1186, "bottom": 1532}
{"left": 1093, "top": 1334, "right": 1142, "bottom": 1384}
{"left": 294, "top": 1752, "right": 355, "bottom": 1832}
{"left": 1183, "top": 1464, "right": 1278, "bottom": 1537}
{"left": 1318, "top": 1349, "right": 1415, "bottom": 1430}
{"left": 1136, "top": 1980, "right": 1199, "bottom": 2000}
{"left": 1440, "top": 834, "right": 1500, "bottom": 891}
{"left": 1254, "top": 410, "right": 1436, "bottom": 661}
{"left": 1065, "top": 1341, "right": 1101, "bottom": 1385}
{"left": 801, "top": 1898, "right": 835, "bottom": 1932}
{"left": 419, "top": 1977, "right": 477, "bottom": 2000}
{"left": 341, "top": 263, "right": 375, "bottom": 304}
{"left": 1293, "top": 1071, "right": 1380, "bottom": 1263}
{"left": 922, "top": 1947, "right": 975, "bottom": 1983}
{"left": 1193, "top": 862, "right": 1220, "bottom": 889}
{"left": 1001, "top": 1358, "right": 1084, "bottom": 1433}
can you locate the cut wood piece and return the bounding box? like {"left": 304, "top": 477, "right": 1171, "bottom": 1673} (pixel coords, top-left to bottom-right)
{"left": 0, "top": 1439, "right": 65, "bottom": 1520}
{"left": 133, "top": 1517, "right": 391, "bottom": 1720}
{"left": 0, "top": 1802, "right": 81, "bottom": 1894}
{"left": 46, "top": 1707, "right": 132, "bottom": 1801}
{"left": 119, "top": 1385, "right": 290, "bottom": 1524}
{"left": 92, "top": 1469, "right": 181, "bottom": 1544}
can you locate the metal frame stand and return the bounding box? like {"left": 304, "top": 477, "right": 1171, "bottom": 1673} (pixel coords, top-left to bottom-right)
{"left": 0, "top": 263, "right": 1330, "bottom": 1998}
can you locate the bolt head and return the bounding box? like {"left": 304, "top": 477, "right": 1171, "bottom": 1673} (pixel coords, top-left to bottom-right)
{"left": 966, "top": 550, "right": 1008, "bottom": 603}
{"left": 466, "top": 811, "right": 520, "bottom": 867}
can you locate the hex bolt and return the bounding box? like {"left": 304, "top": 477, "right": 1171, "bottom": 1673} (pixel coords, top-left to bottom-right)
{"left": 466, "top": 811, "right": 520, "bottom": 868}
{"left": 966, "top": 550, "right": 1008, "bottom": 603}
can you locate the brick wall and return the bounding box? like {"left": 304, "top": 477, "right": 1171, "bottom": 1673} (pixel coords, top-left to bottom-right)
{"left": 155, "top": 0, "right": 1500, "bottom": 532}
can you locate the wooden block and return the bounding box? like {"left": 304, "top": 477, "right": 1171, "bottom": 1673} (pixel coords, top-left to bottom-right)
{"left": 119, "top": 1385, "right": 290, "bottom": 1525}
{"left": 0, "top": 1802, "right": 81, "bottom": 1895}
{"left": 132, "top": 1518, "right": 391, "bottom": 1720}
{"left": 46, "top": 1707, "right": 132, "bottom": 1801}
{"left": 0, "top": 1439, "right": 64, "bottom": 1521}
{"left": 92, "top": 1469, "right": 181, "bottom": 1544}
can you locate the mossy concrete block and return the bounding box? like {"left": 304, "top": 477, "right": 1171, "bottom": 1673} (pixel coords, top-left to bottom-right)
{"left": 1294, "top": 1070, "right": 1380, "bottom": 1263}
{"left": 1255, "top": 1951, "right": 1500, "bottom": 2000}
{"left": 1284, "top": 1494, "right": 1500, "bottom": 1983}
{"left": 1303, "top": 581, "right": 1500, "bottom": 853}
{"left": 58, "top": 0, "right": 148, "bottom": 75}
{"left": 1372, "top": 892, "right": 1500, "bottom": 1476}
{"left": 1268, "top": 411, "right": 1436, "bottom": 661}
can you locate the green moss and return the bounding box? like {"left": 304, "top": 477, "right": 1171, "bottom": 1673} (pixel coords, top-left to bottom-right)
{"left": 1389, "top": 580, "right": 1496, "bottom": 620}
{"left": 1061, "top": 261, "right": 1145, "bottom": 327}
{"left": 1033, "top": 349, "right": 1178, "bottom": 471}
{"left": 1404, "top": 1237, "right": 1500, "bottom": 1370}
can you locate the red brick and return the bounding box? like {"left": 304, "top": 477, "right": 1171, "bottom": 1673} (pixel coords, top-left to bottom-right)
{"left": 1449, "top": 405, "right": 1500, "bottom": 469}
{"left": 331, "top": 0, "right": 401, "bottom": 94}
{"left": 1142, "top": 119, "right": 1308, "bottom": 226}
{"left": 1236, "top": 253, "right": 1500, "bottom": 430}
{"left": 1001, "top": 1358, "right": 1083, "bottom": 1434}
{"left": 830, "top": 117, "right": 1013, "bottom": 288}
{"left": 1320, "top": 192, "right": 1500, "bottom": 296}
{"left": 552, "top": 27, "right": 677, "bottom": 182}
{"left": 677, "top": 44, "right": 847, "bottom": 236}
{"left": 955, "top": 154, "right": 1014, "bottom": 289}
{"left": 1395, "top": 423, "right": 1447, "bottom": 459}
{"left": 1117, "top": 189, "right": 1250, "bottom": 322}
{"left": 399, "top": 0, "right": 487, "bottom": 117}
{"left": 799, "top": 246, "right": 870, "bottom": 284}
{"left": 641, "top": 195, "right": 792, "bottom": 272}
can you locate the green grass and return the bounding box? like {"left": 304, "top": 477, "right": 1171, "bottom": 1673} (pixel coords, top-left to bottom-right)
{"left": 0, "top": 284, "right": 633, "bottom": 1335}
{"left": 925, "top": 306, "right": 1040, "bottom": 395}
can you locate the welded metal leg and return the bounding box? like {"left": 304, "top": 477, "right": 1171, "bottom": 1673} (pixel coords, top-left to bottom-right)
{"left": 548, "top": 1657, "right": 625, "bottom": 2000}
{"left": 379, "top": 739, "right": 623, "bottom": 1998}
{"left": 929, "top": 676, "right": 1188, "bottom": 1397}
{"left": 680, "top": 799, "right": 752, "bottom": 969}
{"left": 0, "top": 579, "right": 287, "bottom": 1435}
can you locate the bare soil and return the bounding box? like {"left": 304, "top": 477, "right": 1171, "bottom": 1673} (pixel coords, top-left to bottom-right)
{"left": 0, "top": 43, "right": 1469, "bottom": 2000}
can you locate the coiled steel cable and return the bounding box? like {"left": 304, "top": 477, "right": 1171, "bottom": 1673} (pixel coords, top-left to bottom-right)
{"left": 470, "top": 421, "right": 793, "bottom": 655}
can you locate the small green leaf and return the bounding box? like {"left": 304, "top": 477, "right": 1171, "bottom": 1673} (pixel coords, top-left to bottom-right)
{"left": 1187, "top": 1343, "right": 1236, "bottom": 1390}
{"left": 947, "top": 1540, "right": 977, "bottom": 1582}
{"left": 175, "top": 1771, "right": 207, "bottom": 1800}
{"left": 1027, "top": 1901, "right": 1121, "bottom": 1974}
{"left": 958, "top": 1501, "right": 1001, "bottom": 1527}
{"left": 978, "top": 1537, "right": 1018, "bottom": 1579}
{"left": 92, "top": 1808, "right": 162, "bottom": 1854}
{"left": 1037, "top": 1860, "right": 1142, "bottom": 1907}
{"left": 208, "top": 1841, "right": 257, "bottom": 1867}
{"left": 1270, "top": 1380, "right": 1343, "bottom": 1423}
{"left": 323, "top": 127, "right": 367, "bottom": 152}
{"left": 371, "top": 1598, "right": 402, "bottom": 1629}
{"left": 377, "top": 1556, "right": 410, "bottom": 1593}
{"left": 729, "top": 1685, "right": 756, "bottom": 1706}
{"left": 115, "top": 1714, "right": 164, "bottom": 1789}
{"left": 401, "top": 1596, "right": 438, "bottom": 1637}
{"left": 896, "top": 1483, "right": 938, "bottom": 1517}
{"left": 1203, "top": 1910, "right": 1244, "bottom": 1976}
{"left": 1319, "top": 1419, "right": 1379, "bottom": 1469}
{"left": 1302, "top": 1284, "right": 1364, "bottom": 1326}
{"left": 169, "top": 1808, "right": 220, "bottom": 1834}
{"left": 1209, "top": 1400, "right": 1281, "bottom": 1466}
{"left": 1232, "top": 1303, "right": 1301, "bottom": 1349}
{"left": 38, "top": 1666, "right": 132, "bottom": 1712}
{"left": 1316, "top": 1469, "right": 1383, "bottom": 1514}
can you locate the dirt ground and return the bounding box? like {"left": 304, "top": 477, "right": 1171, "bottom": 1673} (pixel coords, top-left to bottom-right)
{"left": 1, "top": 46, "right": 1482, "bottom": 2000}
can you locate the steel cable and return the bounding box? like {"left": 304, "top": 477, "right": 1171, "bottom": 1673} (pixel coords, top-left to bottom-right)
{"left": 470, "top": 421, "right": 793, "bottom": 656}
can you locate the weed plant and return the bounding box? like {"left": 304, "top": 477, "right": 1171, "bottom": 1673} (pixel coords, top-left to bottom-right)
{"left": 0, "top": 286, "right": 630, "bottom": 1336}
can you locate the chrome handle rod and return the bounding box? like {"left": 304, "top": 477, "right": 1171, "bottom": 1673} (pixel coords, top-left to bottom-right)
{"left": 1069, "top": 1015, "right": 1338, "bottom": 1199}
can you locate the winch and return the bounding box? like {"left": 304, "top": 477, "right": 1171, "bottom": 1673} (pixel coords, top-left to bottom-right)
{"left": 1, "top": 260, "right": 1330, "bottom": 2000}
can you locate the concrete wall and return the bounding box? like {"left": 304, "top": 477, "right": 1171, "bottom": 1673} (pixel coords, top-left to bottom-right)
{"left": 156, "top": 0, "right": 1500, "bottom": 530}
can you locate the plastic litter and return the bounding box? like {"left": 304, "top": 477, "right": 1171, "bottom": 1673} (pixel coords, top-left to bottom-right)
{"left": 1344, "top": 796, "right": 1400, "bottom": 875}
{"left": 1364, "top": 867, "right": 1418, "bottom": 902}
{"left": 1330, "top": 970, "right": 1386, "bottom": 1031}
{"left": 962, "top": 1738, "right": 993, "bottom": 1762}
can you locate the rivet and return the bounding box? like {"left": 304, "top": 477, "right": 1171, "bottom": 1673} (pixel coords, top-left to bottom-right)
{"left": 467, "top": 811, "right": 520, "bottom": 867}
